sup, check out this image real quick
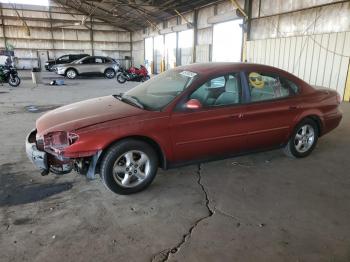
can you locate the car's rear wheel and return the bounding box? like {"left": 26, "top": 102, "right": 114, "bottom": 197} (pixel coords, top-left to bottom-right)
{"left": 284, "top": 118, "right": 318, "bottom": 158}
{"left": 100, "top": 139, "right": 158, "bottom": 195}
{"left": 105, "top": 68, "right": 116, "bottom": 79}
{"left": 66, "top": 69, "right": 77, "bottom": 79}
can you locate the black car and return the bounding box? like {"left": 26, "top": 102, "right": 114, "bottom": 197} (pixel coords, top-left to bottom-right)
{"left": 44, "top": 54, "right": 89, "bottom": 71}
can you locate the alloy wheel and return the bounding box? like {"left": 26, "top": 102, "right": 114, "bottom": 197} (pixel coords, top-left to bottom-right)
{"left": 105, "top": 70, "right": 115, "bottom": 78}
{"left": 294, "top": 124, "right": 315, "bottom": 153}
{"left": 112, "top": 150, "right": 151, "bottom": 188}
{"left": 67, "top": 70, "right": 76, "bottom": 79}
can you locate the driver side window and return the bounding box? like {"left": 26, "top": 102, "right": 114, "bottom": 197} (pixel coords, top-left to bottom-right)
{"left": 82, "top": 57, "right": 94, "bottom": 64}
{"left": 190, "top": 74, "right": 241, "bottom": 107}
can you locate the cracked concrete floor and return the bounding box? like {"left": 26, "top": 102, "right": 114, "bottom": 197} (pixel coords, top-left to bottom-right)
{"left": 1, "top": 72, "right": 350, "bottom": 262}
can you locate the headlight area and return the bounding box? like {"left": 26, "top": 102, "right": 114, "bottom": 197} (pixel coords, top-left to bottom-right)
{"left": 42, "top": 131, "right": 79, "bottom": 174}
{"left": 40, "top": 131, "right": 99, "bottom": 176}
{"left": 44, "top": 131, "right": 79, "bottom": 157}
{"left": 56, "top": 68, "right": 65, "bottom": 74}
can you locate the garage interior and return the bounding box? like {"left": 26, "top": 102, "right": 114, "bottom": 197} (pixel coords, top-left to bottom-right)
{"left": 0, "top": 0, "right": 350, "bottom": 261}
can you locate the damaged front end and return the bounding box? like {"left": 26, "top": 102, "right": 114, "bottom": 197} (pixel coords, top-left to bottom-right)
{"left": 25, "top": 129, "right": 99, "bottom": 179}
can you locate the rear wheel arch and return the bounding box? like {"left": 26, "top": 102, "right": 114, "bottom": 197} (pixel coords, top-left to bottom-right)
{"left": 95, "top": 136, "right": 167, "bottom": 174}
{"left": 296, "top": 115, "right": 322, "bottom": 136}
{"left": 307, "top": 115, "right": 323, "bottom": 135}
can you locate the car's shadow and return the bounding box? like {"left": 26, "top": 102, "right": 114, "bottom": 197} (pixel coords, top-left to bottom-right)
{"left": 0, "top": 162, "right": 73, "bottom": 207}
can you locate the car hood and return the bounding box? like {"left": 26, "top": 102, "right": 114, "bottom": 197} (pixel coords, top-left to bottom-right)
{"left": 36, "top": 95, "right": 144, "bottom": 136}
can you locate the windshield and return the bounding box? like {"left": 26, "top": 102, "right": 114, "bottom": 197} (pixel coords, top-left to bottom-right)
{"left": 122, "top": 69, "right": 198, "bottom": 111}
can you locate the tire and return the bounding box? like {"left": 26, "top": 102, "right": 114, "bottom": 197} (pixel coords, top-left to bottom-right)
{"left": 284, "top": 118, "right": 319, "bottom": 158}
{"left": 117, "top": 74, "right": 127, "bottom": 84}
{"left": 100, "top": 139, "right": 159, "bottom": 195}
{"left": 8, "top": 76, "right": 20, "bottom": 87}
{"left": 66, "top": 69, "right": 77, "bottom": 79}
{"left": 105, "top": 68, "right": 116, "bottom": 79}
{"left": 141, "top": 75, "right": 150, "bottom": 82}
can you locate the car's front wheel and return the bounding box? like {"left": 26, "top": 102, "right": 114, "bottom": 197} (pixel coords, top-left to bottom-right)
{"left": 66, "top": 69, "right": 77, "bottom": 79}
{"left": 100, "top": 139, "right": 158, "bottom": 195}
{"left": 284, "top": 118, "right": 318, "bottom": 158}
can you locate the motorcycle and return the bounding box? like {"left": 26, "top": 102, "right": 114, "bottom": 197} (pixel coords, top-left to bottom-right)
{"left": 0, "top": 65, "right": 21, "bottom": 87}
{"left": 117, "top": 65, "right": 150, "bottom": 84}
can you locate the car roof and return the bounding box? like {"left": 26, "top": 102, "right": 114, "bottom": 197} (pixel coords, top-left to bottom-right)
{"left": 64, "top": 54, "right": 88, "bottom": 56}
{"left": 87, "top": 55, "right": 107, "bottom": 58}
{"left": 175, "top": 62, "right": 311, "bottom": 94}
{"left": 176, "top": 62, "right": 291, "bottom": 76}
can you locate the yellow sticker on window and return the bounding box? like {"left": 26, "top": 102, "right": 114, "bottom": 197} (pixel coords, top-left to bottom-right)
{"left": 249, "top": 72, "right": 264, "bottom": 88}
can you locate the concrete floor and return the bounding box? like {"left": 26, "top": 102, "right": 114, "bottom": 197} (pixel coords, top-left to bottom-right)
{"left": 1, "top": 71, "right": 350, "bottom": 262}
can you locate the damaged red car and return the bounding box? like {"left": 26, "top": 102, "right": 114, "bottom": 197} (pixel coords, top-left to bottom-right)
{"left": 26, "top": 63, "right": 342, "bottom": 195}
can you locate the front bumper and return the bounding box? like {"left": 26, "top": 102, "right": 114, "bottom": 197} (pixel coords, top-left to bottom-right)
{"left": 25, "top": 129, "right": 48, "bottom": 173}
{"left": 56, "top": 68, "right": 65, "bottom": 75}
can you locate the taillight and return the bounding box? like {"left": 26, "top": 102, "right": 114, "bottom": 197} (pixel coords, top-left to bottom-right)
{"left": 43, "top": 131, "right": 79, "bottom": 155}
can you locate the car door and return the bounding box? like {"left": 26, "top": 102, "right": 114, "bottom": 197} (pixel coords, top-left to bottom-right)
{"left": 170, "top": 73, "right": 247, "bottom": 163}
{"left": 78, "top": 57, "right": 96, "bottom": 74}
{"left": 242, "top": 71, "right": 301, "bottom": 151}
{"left": 93, "top": 57, "right": 105, "bottom": 73}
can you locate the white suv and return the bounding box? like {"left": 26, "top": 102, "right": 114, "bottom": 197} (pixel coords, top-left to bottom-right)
{"left": 55, "top": 56, "right": 120, "bottom": 79}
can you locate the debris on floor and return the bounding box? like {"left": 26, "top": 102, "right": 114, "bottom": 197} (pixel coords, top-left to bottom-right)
{"left": 50, "top": 79, "right": 65, "bottom": 86}
{"left": 25, "top": 105, "right": 61, "bottom": 113}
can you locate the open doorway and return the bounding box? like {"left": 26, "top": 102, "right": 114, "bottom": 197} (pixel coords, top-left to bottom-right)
{"left": 154, "top": 35, "right": 164, "bottom": 74}
{"left": 165, "top": 33, "right": 177, "bottom": 70}
{"left": 38, "top": 50, "right": 49, "bottom": 70}
{"left": 212, "top": 20, "right": 243, "bottom": 62}
{"left": 178, "top": 29, "right": 194, "bottom": 66}
{"left": 144, "top": 37, "right": 153, "bottom": 74}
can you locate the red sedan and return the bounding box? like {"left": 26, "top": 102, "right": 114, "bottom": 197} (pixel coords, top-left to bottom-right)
{"left": 26, "top": 63, "right": 342, "bottom": 195}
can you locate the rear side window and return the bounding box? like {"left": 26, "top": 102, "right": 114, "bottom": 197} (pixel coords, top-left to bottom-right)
{"left": 247, "top": 72, "right": 295, "bottom": 102}
{"left": 95, "top": 57, "right": 103, "bottom": 63}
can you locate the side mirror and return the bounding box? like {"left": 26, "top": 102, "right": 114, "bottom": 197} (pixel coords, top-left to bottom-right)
{"left": 185, "top": 99, "right": 202, "bottom": 110}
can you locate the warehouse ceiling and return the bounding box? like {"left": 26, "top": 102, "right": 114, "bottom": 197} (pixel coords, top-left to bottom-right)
{"left": 54, "top": 0, "right": 218, "bottom": 31}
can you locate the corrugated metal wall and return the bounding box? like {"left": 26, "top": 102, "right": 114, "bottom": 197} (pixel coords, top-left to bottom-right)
{"left": 0, "top": 2, "right": 131, "bottom": 69}
{"left": 247, "top": 33, "right": 350, "bottom": 99}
